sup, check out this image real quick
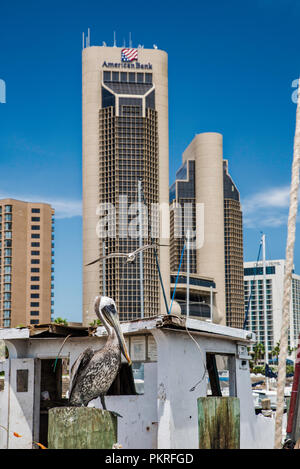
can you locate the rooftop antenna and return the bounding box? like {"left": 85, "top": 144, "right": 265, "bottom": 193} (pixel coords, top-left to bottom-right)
{"left": 153, "top": 44, "right": 158, "bottom": 49}
{"left": 123, "top": 38, "right": 126, "bottom": 48}
{"left": 82, "top": 32, "right": 85, "bottom": 50}
{"left": 129, "top": 32, "right": 132, "bottom": 48}
{"left": 113, "top": 31, "right": 117, "bottom": 47}
{"left": 86, "top": 28, "right": 91, "bottom": 48}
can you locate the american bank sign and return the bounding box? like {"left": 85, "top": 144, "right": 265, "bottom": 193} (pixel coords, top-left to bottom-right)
{"left": 102, "top": 48, "right": 152, "bottom": 69}
{"left": 102, "top": 61, "right": 152, "bottom": 70}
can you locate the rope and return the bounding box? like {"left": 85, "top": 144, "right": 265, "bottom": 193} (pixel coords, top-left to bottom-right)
{"left": 53, "top": 334, "right": 72, "bottom": 372}
{"left": 274, "top": 80, "right": 300, "bottom": 448}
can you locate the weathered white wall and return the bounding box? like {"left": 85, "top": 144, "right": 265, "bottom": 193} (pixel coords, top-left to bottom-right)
{"left": 0, "top": 359, "right": 9, "bottom": 448}
{"left": 7, "top": 358, "right": 35, "bottom": 449}
{"left": 153, "top": 329, "right": 238, "bottom": 449}
{"left": 89, "top": 362, "right": 158, "bottom": 449}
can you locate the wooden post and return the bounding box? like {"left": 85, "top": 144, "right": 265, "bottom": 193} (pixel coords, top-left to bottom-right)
{"left": 48, "top": 407, "right": 117, "bottom": 449}
{"left": 198, "top": 397, "right": 240, "bottom": 449}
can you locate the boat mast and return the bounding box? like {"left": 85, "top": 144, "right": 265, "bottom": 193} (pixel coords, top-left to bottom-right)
{"left": 262, "top": 233, "right": 269, "bottom": 392}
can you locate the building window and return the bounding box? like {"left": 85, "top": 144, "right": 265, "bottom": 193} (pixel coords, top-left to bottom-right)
{"left": 145, "top": 73, "right": 152, "bottom": 84}
{"left": 31, "top": 268, "right": 40, "bottom": 273}
{"left": 31, "top": 251, "right": 40, "bottom": 256}
{"left": 31, "top": 234, "right": 40, "bottom": 239}
{"left": 129, "top": 72, "right": 136, "bottom": 83}
{"left": 31, "top": 242, "right": 40, "bottom": 247}
{"left": 30, "top": 294, "right": 39, "bottom": 298}
{"left": 30, "top": 320, "right": 39, "bottom": 325}
{"left": 103, "top": 71, "right": 111, "bottom": 82}
{"left": 31, "top": 217, "right": 40, "bottom": 222}
{"left": 31, "top": 259, "right": 40, "bottom": 264}
{"left": 31, "top": 285, "right": 40, "bottom": 290}
{"left": 31, "top": 208, "right": 40, "bottom": 213}
{"left": 31, "top": 276, "right": 40, "bottom": 281}
{"left": 31, "top": 226, "right": 40, "bottom": 231}
{"left": 4, "top": 205, "right": 12, "bottom": 213}
{"left": 30, "top": 302, "right": 39, "bottom": 307}
{"left": 30, "top": 311, "right": 39, "bottom": 316}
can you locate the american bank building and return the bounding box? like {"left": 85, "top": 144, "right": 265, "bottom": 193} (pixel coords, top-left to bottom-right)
{"left": 82, "top": 42, "right": 170, "bottom": 324}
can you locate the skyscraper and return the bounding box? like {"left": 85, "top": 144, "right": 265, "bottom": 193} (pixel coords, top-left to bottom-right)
{"left": 244, "top": 259, "right": 300, "bottom": 352}
{"left": 169, "top": 134, "right": 244, "bottom": 326}
{"left": 82, "top": 44, "right": 170, "bottom": 324}
{"left": 0, "top": 199, "right": 54, "bottom": 328}
{"left": 223, "top": 160, "right": 244, "bottom": 328}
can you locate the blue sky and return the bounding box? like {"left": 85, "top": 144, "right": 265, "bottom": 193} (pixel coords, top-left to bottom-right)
{"left": 1, "top": 0, "right": 300, "bottom": 322}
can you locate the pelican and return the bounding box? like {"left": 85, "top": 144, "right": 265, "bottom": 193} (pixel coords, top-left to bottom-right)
{"left": 69, "top": 296, "right": 132, "bottom": 410}
{"left": 85, "top": 243, "right": 168, "bottom": 267}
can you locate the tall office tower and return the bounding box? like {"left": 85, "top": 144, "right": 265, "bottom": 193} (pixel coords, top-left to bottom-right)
{"left": 223, "top": 161, "right": 244, "bottom": 328}
{"left": 169, "top": 135, "right": 244, "bottom": 326}
{"left": 244, "top": 259, "right": 300, "bottom": 352}
{"left": 169, "top": 159, "right": 216, "bottom": 319}
{"left": 181, "top": 133, "right": 225, "bottom": 324}
{"left": 82, "top": 43, "right": 170, "bottom": 325}
{"left": 0, "top": 199, "right": 55, "bottom": 328}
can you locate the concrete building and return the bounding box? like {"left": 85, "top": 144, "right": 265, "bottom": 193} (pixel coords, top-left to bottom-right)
{"left": 169, "top": 134, "right": 244, "bottom": 326}
{"left": 244, "top": 259, "right": 300, "bottom": 352}
{"left": 82, "top": 43, "right": 170, "bottom": 325}
{"left": 223, "top": 161, "right": 244, "bottom": 329}
{"left": 0, "top": 199, "right": 54, "bottom": 328}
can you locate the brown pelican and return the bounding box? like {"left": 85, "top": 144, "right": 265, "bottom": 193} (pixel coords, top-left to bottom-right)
{"left": 69, "top": 296, "right": 132, "bottom": 410}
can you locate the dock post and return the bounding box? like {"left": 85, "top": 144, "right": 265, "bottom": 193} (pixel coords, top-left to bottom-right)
{"left": 48, "top": 407, "right": 117, "bottom": 449}
{"left": 197, "top": 397, "right": 240, "bottom": 449}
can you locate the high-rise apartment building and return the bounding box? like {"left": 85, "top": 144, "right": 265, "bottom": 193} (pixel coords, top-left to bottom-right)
{"left": 244, "top": 259, "right": 300, "bottom": 352}
{"left": 223, "top": 160, "right": 244, "bottom": 328}
{"left": 82, "top": 44, "right": 170, "bottom": 324}
{"left": 0, "top": 199, "right": 55, "bottom": 328}
{"left": 169, "top": 134, "right": 244, "bottom": 326}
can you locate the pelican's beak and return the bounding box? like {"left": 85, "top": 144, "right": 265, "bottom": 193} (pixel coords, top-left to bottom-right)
{"left": 111, "top": 314, "right": 132, "bottom": 366}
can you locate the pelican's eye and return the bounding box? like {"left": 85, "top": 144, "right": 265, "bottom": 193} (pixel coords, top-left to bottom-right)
{"left": 102, "top": 304, "right": 117, "bottom": 326}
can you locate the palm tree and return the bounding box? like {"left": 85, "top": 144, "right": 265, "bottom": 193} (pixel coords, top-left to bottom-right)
{"left": 271, "top": 341, "right": 280, "bottom": 360}
{"left": 253, "top": 342, "right": 265, "bottom": 365}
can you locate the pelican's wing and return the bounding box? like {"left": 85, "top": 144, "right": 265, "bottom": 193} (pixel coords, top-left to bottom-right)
{"left": 69, "top": 347, "right": 94, "bottom": 396}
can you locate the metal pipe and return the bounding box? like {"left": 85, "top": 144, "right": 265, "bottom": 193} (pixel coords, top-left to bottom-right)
{"left": 138, "top": 180, "right": 144, "bottom": 318}
{"left": 186, "top": 231, "right": 190, "bottom": 318}
{"left": 102, "top": 241, "right": 106, "bottom": 296}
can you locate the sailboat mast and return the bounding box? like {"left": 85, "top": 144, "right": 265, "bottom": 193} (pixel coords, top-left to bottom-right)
{"left": 262, "top": 233, "right": 269, "bottom": 391}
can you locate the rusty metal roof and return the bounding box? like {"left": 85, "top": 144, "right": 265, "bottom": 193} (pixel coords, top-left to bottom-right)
{"left": 27, "top": 322, "right": 94, "bottom": 338}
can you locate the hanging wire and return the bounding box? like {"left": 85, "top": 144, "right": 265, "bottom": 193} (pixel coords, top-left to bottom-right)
{"left": 168, "top": 243, "right": 186, "bottom": 315}
{"left": 140, "top": 183, "right": 169, "bottom": 314}
{"left": 243, "top": 238, "right": 263, "bottom": 330}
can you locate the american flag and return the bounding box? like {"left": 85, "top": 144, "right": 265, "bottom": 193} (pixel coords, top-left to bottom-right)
{"left": 121, "top": 48, "right": 138, "bottom": 62}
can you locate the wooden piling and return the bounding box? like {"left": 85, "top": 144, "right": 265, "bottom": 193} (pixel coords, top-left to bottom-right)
{"left": 198, "top": 397, "right": 240, "bottom": 449}
{"left": 48, "top": 407, "right": 117, "bottom": 449}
